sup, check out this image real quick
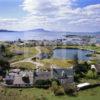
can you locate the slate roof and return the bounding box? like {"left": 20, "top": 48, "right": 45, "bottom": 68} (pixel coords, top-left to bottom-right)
{"left": 52, "top": 68, "right": 74, "bottom": 83}
{"left": 34, "top": 68, "right": 74, "bottom": 83}
{"left": 34, "top": 71, "right": 51, "bottom": 80}
{"left": 52, "top": 68, "right": 74, "bottom": 78}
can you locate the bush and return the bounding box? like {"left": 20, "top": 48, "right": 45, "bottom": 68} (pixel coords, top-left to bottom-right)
{"left": 34, "top": 79, "right": 51, "bottom": 89}
{"left": 51, "top": 81, "right": 59, "bottom": 93}
{"left": 51, "top": 79, "right": 60, "bottom": 85}
{"left": 35, "top": 95, "right": 48, "bottom": 100}
{"left": 75, "top": 62, "right": 90, "bottom": 76}
{"left": 74, "top": 74, "right": 80, "bottom": 82}
{"left": 63, "top": 83, "right": 77, "bottom": 96}
{"left": 51, "top": 81, "right": 65, "bottom": 96}
{"left": 54, "top": 86, "right": 65, "bottom": 96}
{"left": 86, "top": 70, "right": 97, "bottom": 79}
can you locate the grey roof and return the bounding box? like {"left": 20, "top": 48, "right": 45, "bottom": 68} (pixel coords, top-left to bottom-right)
{"left": 34, "top": 68, "right": 74, "bottom": 80}
{"left": 53, "top": 68, "right": 74, "bottom": 78}
{"left": 34, "top": 71, "right": 51, "bottom": 80}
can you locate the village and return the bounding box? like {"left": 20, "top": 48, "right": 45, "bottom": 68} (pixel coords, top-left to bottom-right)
{"left": 0, "top": 0, "right": 100, "bottom": 99}
{"left": 0, "top": 34, "right": 100, "bottom": 100}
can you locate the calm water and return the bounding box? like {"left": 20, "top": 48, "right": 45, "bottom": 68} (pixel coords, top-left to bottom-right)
{"left": 53, "top": 48, "right": 93, "bottom": 61}
{"left": 0, "top": 31, "right": 99, "bottom": 41}
{"left": 0, "top": 31, "right": 64, "bottom": 41}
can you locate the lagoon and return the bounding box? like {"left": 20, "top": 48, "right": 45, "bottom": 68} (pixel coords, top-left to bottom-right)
{"left": 53, "top": 48, "right": 93, "bottom": 61}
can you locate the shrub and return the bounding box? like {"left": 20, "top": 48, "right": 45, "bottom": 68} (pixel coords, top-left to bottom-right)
{"left": 63, "top": 83, "right": 77, "bottom": 96}
{"left": 51, "top": 79, "right": 60, "bottom": 85}
{"left": 51, "top": 81, "right": 59, "bottom": 93}
{"left": 86, "top": 70, "right": 97, "bottom": 79}
{"left": 35, "top": 95, "right": 48, "bottom": 100}
{"left": 51, "top": 81, "right": 65, "bottom": 96}
{"left": 75, "top": 62, "right": 90, "bottom": 76}
{"left": 74, "top": 74, "right": 80, "bottom": 82}
{"left": 54, "top": 86, "right": 65, "bottom": 96}
{"left": 34, "top": 79, "right": 51, "bottom": 89}
{"left": 40, "top": 95, "right": 48, "bottom": 100}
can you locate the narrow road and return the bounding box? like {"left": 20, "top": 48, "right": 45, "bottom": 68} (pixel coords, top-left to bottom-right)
{"left": 11, "top": 46, "right": 44, "bottom": 67}
{"left": 35, "top": 46, "right": 41, "bottom": 54}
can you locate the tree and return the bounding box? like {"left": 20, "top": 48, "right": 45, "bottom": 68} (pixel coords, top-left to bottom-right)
{"left": 18, "top": 38, "right": 23, "bottom": 43}
{"left": 74, "top": 61, "right": 90, "bottom": 79}
{"left": 51, "top": 81, "right": 65, "bottom": 96}
{"left": 63, "top": 83, "right": 77, "bottom": 96}
{"left": 51, "top": 81, "right": 58, "bottom": 93}
{"left": 0, "top": 59, "right": 10, "bottom": 69}
{"left": 86, "top": 69, "right": 97, "bottom": 79}
{"left": 73, "top": 54, "right": 79, "bottom": 71}
{"left": 0, "top": 45, "right": 6, "bottom": 53}
{"left": 0, "top": 59, "right": 10, "bottom": 77}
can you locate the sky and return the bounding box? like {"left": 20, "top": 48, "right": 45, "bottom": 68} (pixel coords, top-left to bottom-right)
{"left": 0, "top": 0, "right": 100, "bottom": 32}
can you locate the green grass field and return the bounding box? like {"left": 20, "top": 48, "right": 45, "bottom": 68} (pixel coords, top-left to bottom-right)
{"left": 0, "top": 87, "right": 100, "bottom": 100}
{"left": 55, "top": 45, "right": 100, "bottom": 53}
{"left": 0, "top": 45, "right": 100, "bottom": 100}
{"left": 40, "top": 59, "right": 75, "bottom": 68}
{"left": 11, "top": 62, "right": 36, "bottom": 70}
{"left": 9, "top": 45, "right": 38, "bottom": 62}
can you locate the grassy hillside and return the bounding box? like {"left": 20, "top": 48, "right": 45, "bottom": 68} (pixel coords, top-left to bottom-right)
{"left": 8, "top": 45, "right": 38, "bottom": 62}
{"left": 11, "top": 62, "right": 36, "bottom": 70}
{"left": 40, "top": 59, "right": 75, "bottom": 68}
{"left": 0, "top": 87, "right": 100, "bottom": 100}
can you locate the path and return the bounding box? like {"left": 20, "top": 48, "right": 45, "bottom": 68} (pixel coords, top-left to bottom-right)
{"left": 11, "top": 46, "right": 44, "bottom": 67}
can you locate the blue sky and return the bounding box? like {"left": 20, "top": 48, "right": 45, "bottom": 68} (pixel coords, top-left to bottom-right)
{"left": 73, "top": 0, "right": 100, "bottom": 8}
{"left": 0, "top": 0, "right": 100, "bottom": 32}
{"left": 0, "top": 0, "right": 26, "bottom": 18}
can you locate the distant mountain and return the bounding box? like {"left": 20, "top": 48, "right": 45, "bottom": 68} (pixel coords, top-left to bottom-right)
{"left": 28, "top": 28, "right": 52, "bottom": 33}
{"left": 0, "top": 28, "right": 53, "bottom": 33}
{"left": 0, "top": 28, "right": 100, "bottom": 36}
{"left": 0, "top": 29, "right": 16, "bottom": 32}
{"left": 0, "top": 28, "right": 99, "bottom": 41}
{"left": 29, "top": 29, "right": 100, "bottom": 34}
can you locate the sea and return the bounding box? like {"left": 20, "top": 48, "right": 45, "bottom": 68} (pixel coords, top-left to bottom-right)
{"left": 0, "top": 31, "right": 100, "bottom": 43}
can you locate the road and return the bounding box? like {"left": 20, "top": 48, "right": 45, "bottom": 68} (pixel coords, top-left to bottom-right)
{"left": 11, "top": 46, "right": 44, "bottom": 68}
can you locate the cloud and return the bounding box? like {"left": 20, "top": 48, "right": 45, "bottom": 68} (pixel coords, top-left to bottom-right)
{"left": 20, "top": 0, "right": 100, "bottom": 31}
{"left": 0, "top": 0, "right": 100, "bottom": 32}
{"left": 21, "top": 0, "right": 39, "bottom": 13}
{"left": 0, "top": 18, "right": 19, "bottom": 29}
{"left": 21, "top": 0, "right": 75, "bottom": 13}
